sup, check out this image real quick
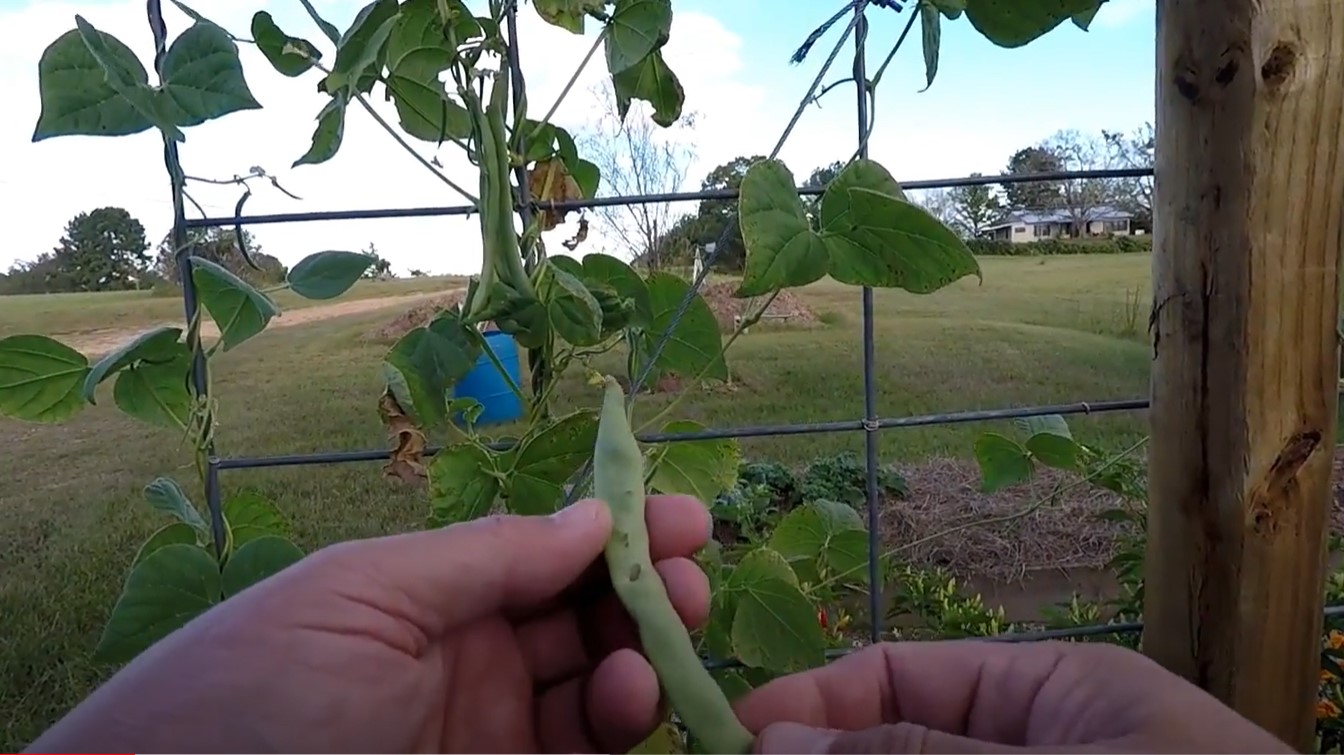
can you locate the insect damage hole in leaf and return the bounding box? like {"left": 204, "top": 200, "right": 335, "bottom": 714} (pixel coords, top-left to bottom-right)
{"left": 612, "top": 50, "right": 684, "bottom": 126}
{"left": 251, "top": 11, "right": 323, "bottom": 77}
{"left": 735, "top": 159, "right": 829, "bottom": 298}
{"left": 0, "top": 334, "right": 90, "bottom": 423}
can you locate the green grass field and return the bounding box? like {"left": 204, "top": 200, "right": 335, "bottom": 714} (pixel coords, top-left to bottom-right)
{"left": 0, "top": 275, "right": 461, "bottom": 340}
{"left": 0, "top": 253, "right": 1153, "bottom": 748}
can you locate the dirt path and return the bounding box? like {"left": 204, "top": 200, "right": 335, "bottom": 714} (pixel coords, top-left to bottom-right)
{"left": 64, "top": 291, "right": 450, "bottom": 357}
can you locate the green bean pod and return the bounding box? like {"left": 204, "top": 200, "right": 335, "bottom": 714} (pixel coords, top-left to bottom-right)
{"left": 593, "top": 375, "right": 754, "bottom": 755}
{"left": 465, "top": 71, "right": 533, "bottom": 322}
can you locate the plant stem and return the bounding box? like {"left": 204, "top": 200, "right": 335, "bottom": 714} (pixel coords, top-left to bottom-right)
{"left": 527, "top": 29, "right": 606, "bottom": 145}
{"left": 304, "top": 58, "right": 480, "bottom": 206}
{"left": 350, "top": 92, "right": 480, "bottom": 206}
{"left": 809, "top": 436, "right": 1152, "bottom": 596}
{"left": 635, "top": 290, "right": 779, "bottom": 434}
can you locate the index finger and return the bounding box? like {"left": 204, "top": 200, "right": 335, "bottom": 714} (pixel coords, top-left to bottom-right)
{"left": 734, "top": 640, "right": 1073, "bottom": 742}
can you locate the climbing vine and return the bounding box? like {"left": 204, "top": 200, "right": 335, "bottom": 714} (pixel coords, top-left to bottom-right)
{"left": 2, "top": 0, "right": 1112, "bottom": 751}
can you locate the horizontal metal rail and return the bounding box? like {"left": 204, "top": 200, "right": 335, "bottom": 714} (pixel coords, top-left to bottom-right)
{"left": 699, "top": 604, "right": 1344, "bottom": 671}
{"left": 210, "top": 396, "right": 1150, "bottom": 470}
{"left": 183, "top": 167, "right": 1154, "bottom": 229}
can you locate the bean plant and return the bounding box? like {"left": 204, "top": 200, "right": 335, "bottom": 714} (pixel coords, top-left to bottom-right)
{"left": 0, "top": 0, "right": 1111, "bottom": 751}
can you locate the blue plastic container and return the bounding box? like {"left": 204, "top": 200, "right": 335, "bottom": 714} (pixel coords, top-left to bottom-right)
{"left": 453, "top": 330, "right": 524, "bottom": 426}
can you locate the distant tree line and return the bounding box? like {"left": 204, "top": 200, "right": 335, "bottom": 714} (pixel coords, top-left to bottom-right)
{"left": 0, "top": 206, "right": 292, "bottom": 295}
{"left": 617, "top": 122, "right": 1153, "bottom": 274}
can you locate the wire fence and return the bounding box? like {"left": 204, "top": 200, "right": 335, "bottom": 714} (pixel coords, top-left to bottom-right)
{"left": 155, "top": 0, "right": 1339, "bottom": 662}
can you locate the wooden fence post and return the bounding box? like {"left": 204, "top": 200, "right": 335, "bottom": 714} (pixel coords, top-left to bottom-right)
{"left": 1144, "top": 1, "right": 1344, "bottom": 750}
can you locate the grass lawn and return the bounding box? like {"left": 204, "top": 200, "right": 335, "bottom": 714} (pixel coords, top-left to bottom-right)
{"left": 0, "top": 253, "right": 1153, "bottom": 748}
{"left": 0, "top": 274, "right": 462, "bottom": 340}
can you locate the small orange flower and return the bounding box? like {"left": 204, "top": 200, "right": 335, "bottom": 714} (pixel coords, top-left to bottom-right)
{"left": 1318, "top": 699, "right": 1342, "bottom": 720}
{"left": 1327, "top": 630, "right": 1344, "bottom": 650}
{"left": 1323, "top": 669, "right": 1338, "bottom": 685}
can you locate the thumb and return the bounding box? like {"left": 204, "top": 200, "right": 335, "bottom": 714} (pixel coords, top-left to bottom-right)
{"left": 756, "top": 721, "right": 1025, "bottom": 754}
{"left": 316, "top": 498, "right": 613, "bottom": 634}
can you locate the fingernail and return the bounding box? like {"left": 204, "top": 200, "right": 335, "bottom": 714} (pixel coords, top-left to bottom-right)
{"left": 757, "top": 723, "right": 838, "bottom": 754}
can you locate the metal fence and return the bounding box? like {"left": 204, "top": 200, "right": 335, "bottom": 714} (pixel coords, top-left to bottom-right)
{"left": 154, "top": 0, "right": 1335, "bottom": 660}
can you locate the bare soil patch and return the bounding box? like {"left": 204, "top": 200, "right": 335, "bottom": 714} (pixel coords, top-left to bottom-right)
{"left": 362, "top": 289, "right": 468, "bottom": 341}
{"left": 883, "top": 446, "right": 1344, "bottom": 586}
{"left": 699, "top": 282, "right": 821, "bottom": 331}
{"left": 64, "top": 292, "right": 446, "bottom": 357}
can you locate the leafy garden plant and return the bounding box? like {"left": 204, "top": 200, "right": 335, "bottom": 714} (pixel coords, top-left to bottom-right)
{"left": 2, "top": 0, "right": 1114, "bottom": 751}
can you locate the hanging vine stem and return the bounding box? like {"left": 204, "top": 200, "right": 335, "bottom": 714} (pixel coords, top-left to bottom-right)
{"left": 525, "top": 27, "right": 606, "bottom": 146}
{"left": 844, "top": 7, "right": 918, "bottom": 163}
{"left": 293, "top": 54, "right": 480, "bottom": 206}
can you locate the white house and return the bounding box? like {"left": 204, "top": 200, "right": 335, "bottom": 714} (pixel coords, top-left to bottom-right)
{"left": 982, "top": 206, "right": 1138, "bottom": 243}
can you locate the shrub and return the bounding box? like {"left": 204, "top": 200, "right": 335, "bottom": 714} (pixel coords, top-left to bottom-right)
{"left": 967, "top": 235, "right": 1153, "bottom": 256}
{"left": 800, "top": 451, "right": 908, "bottom": 508}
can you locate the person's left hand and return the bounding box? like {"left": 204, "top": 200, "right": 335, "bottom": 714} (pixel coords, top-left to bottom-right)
{"left": 27, "top": 496, "right": 712, "bottom": 754}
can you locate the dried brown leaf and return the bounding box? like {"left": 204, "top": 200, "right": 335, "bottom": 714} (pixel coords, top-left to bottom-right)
{"left": 562, "top": 215, "right": 590, "bottom": 251}
{"left": 379, "top": 388, "right": 428, "bottom": 485}
{"left": 529, "top": 159, "right": 583, "bottom": 231}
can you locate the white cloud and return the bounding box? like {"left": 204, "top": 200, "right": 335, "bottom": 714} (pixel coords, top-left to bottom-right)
{"left": 0, "top": 1, "right": 1154, "bottom": 279}
{"left": 0, "top": 0, "right": 771, "bottom": 277}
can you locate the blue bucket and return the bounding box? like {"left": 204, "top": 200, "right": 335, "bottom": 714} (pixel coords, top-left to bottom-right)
{"left": 453, "top": 330, "right": 524, "bottom": 426}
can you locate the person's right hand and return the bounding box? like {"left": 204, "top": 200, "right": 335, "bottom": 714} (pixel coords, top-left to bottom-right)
{"left": 735, "top": 640, "right": 1294, "bottom": 753}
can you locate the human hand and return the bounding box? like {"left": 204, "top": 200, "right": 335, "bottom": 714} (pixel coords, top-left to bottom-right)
{"left": 736, "top": 640, "right": 1293, "bottom": 754}
{"left": 27, "top": 496, "right": 711, "bottom": 754}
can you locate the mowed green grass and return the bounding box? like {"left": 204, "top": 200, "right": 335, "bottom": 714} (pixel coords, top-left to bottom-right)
{"left": 0, "top": 253, "right": 1152, "bottom": 748}
{"left": 0, "top": 275, "right": 462, "bottom": 339}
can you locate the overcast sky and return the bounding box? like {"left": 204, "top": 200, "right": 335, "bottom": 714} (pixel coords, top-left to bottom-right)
{"left": 0, "top": 0, "right": 1155, "bottom": 276}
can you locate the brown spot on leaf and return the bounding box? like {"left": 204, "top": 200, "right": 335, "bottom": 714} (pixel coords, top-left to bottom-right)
{"left": 379, "top": 389, "right": 428, "bottom": 486}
